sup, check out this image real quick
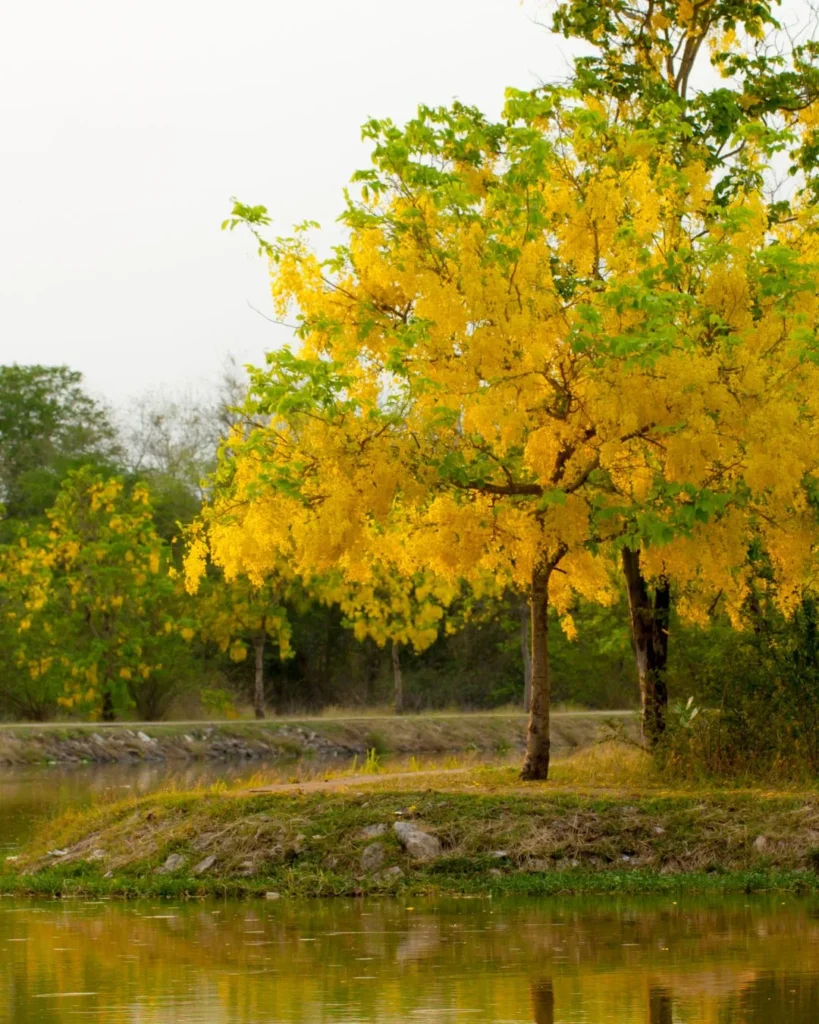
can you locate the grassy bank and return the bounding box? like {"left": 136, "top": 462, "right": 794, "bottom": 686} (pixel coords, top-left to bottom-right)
{"left": 6, "top": 747, "right": 819, "bottom": 899}
{"left": 0, "top": 710, "right": 634, "bottom": 766}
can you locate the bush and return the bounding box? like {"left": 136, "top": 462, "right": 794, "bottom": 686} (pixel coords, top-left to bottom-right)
{"left": 659, "top": 598, "right": 819, "bottom": 779}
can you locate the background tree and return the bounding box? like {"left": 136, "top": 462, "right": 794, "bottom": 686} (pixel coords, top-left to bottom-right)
{"left": 0, "top": 523, "right": 60, "bottom": 720}
{"left": 191, "top": 572, "right": 293, "bottom": 719}
{"left": 0, "top": 365, "right": 120, "bottom": 534}
{"left": 118, "top": 361, "right": 247, "bottom": 539}
{"left": 322, "top": 568, "right": 465, "bottom": 715}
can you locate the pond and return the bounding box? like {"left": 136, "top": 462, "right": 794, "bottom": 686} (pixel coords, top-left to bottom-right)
{"left": 2, "top": 895, "right": 819, "bottom": 1021}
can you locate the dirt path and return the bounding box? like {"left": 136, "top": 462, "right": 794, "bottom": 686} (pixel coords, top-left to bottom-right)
{"left": 244, "top": 766, "right": 474, "bottom": 795}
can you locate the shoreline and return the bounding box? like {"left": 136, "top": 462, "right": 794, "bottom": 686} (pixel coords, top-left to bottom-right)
{"left": 4, "top": 868, "right": 817, "bottom": 901}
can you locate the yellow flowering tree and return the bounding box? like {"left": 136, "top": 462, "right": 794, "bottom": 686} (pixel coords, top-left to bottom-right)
{"left": 1, "top": 468, "right": 194, "bottom": 720}
{"left": 547, "top": 0, "right": 819, "bottom": 741}
{"left": 197, "top": 4, "right": 819, "bottom": 777}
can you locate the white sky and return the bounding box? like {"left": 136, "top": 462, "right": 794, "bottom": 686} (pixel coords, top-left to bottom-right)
{"left": 0, "top": 0, "right": 565, "bottom": 406}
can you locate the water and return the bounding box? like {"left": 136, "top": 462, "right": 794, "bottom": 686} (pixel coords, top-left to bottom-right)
{"left": 1, "top": 895, "right": 819, "bottom": 1021}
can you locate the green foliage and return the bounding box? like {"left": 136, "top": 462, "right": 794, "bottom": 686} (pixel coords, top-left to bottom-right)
{"left": 0, "top": 364, "right": 120, "bottom": 532}
{"left": 0, "top": 468, "right": 198, "bottom": 721}
{"left": 662, "top": 596, "right": 819, "bottom": 777}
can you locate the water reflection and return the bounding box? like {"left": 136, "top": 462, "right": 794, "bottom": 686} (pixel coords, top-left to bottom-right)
{"left": 649, "top": 987, "right": 673, "bottom": 1024}
{"left": 531, "top": 979, "right": 554, "bottom": 1024}
{"left": 1, "top": 896, "right": 819, "bottom": 1022}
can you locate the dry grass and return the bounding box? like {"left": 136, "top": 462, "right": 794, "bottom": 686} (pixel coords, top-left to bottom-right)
{"left": 550, "top": 740, "right": 658, "bottom": 789}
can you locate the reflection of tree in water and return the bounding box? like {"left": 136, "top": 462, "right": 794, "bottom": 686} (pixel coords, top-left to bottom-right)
{"left": 733, "top": 972, "right": 819, "bottom": 1023}
{"left": 649, "top": 987, "right": 673, "bottom": 1024}
{"left": 531, "top": 979, "right": 553, "bottom": 1024}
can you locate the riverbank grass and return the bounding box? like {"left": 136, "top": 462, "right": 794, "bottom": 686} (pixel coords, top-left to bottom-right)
{"left": 5, "top": 744, "right": 819, "bottom": 899}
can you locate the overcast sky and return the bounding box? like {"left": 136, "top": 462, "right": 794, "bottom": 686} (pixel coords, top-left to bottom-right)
{"left": 1, "top": 0, "right": 568, "bottom": 406}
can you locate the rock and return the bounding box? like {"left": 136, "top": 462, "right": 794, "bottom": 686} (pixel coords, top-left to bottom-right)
{"left": 48, "top": 849, "right": 68, "bottom": 858}
{"left": 184, "top": 735, "right": 195, "bottom": 744}
{"left": 103, "top": 871, "right": 113, "bottom": 879}
{"left": 265, "top": 891, "right": 281, "bottom": 901}
{"left": 193, "top": 855, "right": 216, "bottom": 876}
{"left": 155, "top": 853, "right": 187, "bottom": 875}
{"left": 753, "top": 835, "right": 768, "bottom": 853}
{"left": 653, "top": 826, "right": 665, "bottom": 835}
{"left": 380, "top": 865, "right": 404, "bottom": 880}
{"left": 88, "top": 849, "right": 106, "bottom": 862}
{"left": 491, "top": 850, "right": 509, "bottom": 860}
{"left": 361, "top": 843, "right": 386, "bottom": 872}
{"left": 526, "top": 858, "right": 551, "bottom": 873}
{"left": 488, "top": 868, "right": 503, "bottom": 879}
{"left": 360, "top": 823, "right": 387, "bottom": 839}
{"left": 393, "top": 822, "right": 441, "bottom": 862}
{"left": 137, "top": 731, "right": 154, "bottom": 744}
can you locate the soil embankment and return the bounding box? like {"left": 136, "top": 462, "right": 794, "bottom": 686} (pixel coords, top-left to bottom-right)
{"left": 6, "top": 758, "right": 819, "bottom": 900}
{"left": 0, "top": 711, "right": 634, "bottom": 766}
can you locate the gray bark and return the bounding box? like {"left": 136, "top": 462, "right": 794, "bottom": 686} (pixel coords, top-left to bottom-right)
{"left": 622, "top": 547, "right": 670, "bottom": 745}
{"left": 521, "top": 564, "right": 552, "bottom": 780}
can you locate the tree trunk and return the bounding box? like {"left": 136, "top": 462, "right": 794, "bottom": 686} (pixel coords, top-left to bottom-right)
{"left": 531, "top": 979, "right": 554, "bottom": 1024}
{"left": 622, "top": 547, "right": 670, "bottom": 745}
{"left": 253, "top": 635, "right": 266, "bottom": 720}
{"left": 101, "top": 688, "right": 115, "bottom": 723}
{"left": 521, "top": 564, "right": 552, "bottom": 780}
{"left": 392, "top": 641, "right": 404, "bottom": 715}
{"left": 520, "top": 600, "right": 533, "bottom": 712}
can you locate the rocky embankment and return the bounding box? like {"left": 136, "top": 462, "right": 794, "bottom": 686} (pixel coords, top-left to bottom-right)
{"left": 0, "top": 712, "right": 633, "bottom": 766}
{"left": 0, "top": 723, "right": 347, "bottom": 766}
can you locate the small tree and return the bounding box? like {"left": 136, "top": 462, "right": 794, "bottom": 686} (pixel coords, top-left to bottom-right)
{"left": 322, "top": 568, "right": 464, "bottom": 715}
{"left": 3, "top": 468, "right": 194, "bottom": 720}
{"left": 191, "top": 573, "right": 293, "bottom": 719}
